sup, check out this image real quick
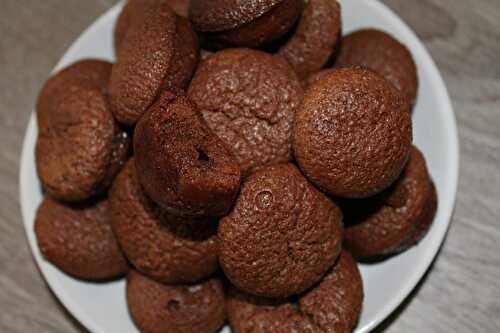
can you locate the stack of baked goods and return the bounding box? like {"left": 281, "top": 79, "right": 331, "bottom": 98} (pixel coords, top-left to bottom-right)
{"left": 33, "top": 0, "right": 437, "bottom": 332}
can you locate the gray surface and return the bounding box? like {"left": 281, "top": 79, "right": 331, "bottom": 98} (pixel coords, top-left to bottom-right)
{"left": 0, "top": 0, "right": 499, "bottom": 332}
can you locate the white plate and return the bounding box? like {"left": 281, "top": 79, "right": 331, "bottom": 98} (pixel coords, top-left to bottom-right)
{"left": 19, "top": 1, "right": 459, "bottom": 332}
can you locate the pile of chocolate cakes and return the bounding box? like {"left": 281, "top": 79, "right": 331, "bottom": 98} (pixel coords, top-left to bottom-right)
{"left": 34, "top": 1, "right": 437, "bottom": 332}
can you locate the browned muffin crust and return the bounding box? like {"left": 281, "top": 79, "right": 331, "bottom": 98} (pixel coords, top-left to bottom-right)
{"left": 219, "top": 164, "right": 343, "bottom": 298}
{"left": 277, "top": 0, "right": 341, "bottom": 80}
{"left": 189, "top": 0, "right": 302, "bottom": 47}
{"left": 114, "top": 0, "right": 158, "bottom": 53}
{"left": 34, "top": 197, "right": 128, "bottom": 281}
{"left": 335, "top": 29, "right": 418, "bottom": 106}
{"left": 227, "top": 251, "right": 363, "bottom": 333}
{"left": 134, "top": 92, "right": 241, "bottom": 217}
{"left": 343, "top": 146, "right": 436, "bottom": 258}
{"left": 188, "top": 48, "right": 303, "bottom": 177}
{"left": 115, "top": 1, "right": 199, "bottom": 90}
{"left": 210, "top": 0, "right": 303, "bottom": 48}
{"left": 127, "top": 270, "right": 226, "bottom": 333}
{"left": 109, "top": 159, "right": 219, "bottom": 284}
{"left": 36, "top": 79, "right": 116, "bottom": 202}
{"left": 37, "top": 59, "right": 112, "bottom": 129}
{"left": 190, "top": 0, "right": 284, "bottom": 31}
{"left": 115, "top": 0, "right": 191, "bottom": 53}
{"left": 109, "top": 2, "right": 181, "bottom": 126}
{"left": 293, "top": 67, "right": 412, "bottom": 199}
{"left": 36, "top": 59, "right": 130, "bottom": 200}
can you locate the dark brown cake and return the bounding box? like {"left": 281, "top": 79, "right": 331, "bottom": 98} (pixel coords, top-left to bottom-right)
{"left": 189, "top": 0, "right": 303, "bottom": 47}
{"left": 37, "top": 59, "right": 112, "bottom": 129}
{"left": 36, "top": 59, "right": 130, "bottom": 200}
{"left": 115, "top": 0, "right": 191, "bottom": 53}
{"left": 114, "top": 0, "right": 158, "bottom": 53}
{"left": 127, "top": 270, "right": 226, "bottom": 333}
{"left": 109, "top": 1, "right": 199, "bottom": 126}
{"left": 277, "top": 0, "right": 341, "bottom": 80}
{"left": 219, "top": 164, "right": 343, "bottom": 298}
{"left": 293, "top": 67, "right": 412, "bottom": 198}
{"left": 109, "top": 159, "right": 219, "bottom": 284}
{"left": 227, "top": 251, "right": 363, "bottom": 333}
{"left": 134, "top": 92, "right": 241, "bottom": 217}
{"left": 188, "top": 48, "right": 303, "bottom": 177}
{"left": 335, "top": 29, "right": 419, "bottom": 106}
{"left": 36, "top": 79, "right": 116, "bottom": 202}
{"left": 342, "top": 146, "right": 437, "bottom": 258}
{"left": 34, "top": 197, "right": 128, "bottom": 281}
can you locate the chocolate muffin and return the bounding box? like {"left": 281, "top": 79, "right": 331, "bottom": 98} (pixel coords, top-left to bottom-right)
{"left": 227, "top": 251, "right": 363, "bottom": 333}
{"left": 109, "top": 159, "right": 219, "bottom": 284}
{"left": 114, "top": 0, "right": 156, "bottom": 52}
{"left": 219, "top": 164, "right": 343, "bottom": 298}
{"left": 34, "top": 197, "right": 128, "bottom": 281}
{"left": 115, "top": 0, "right": 191, "bottom": 52}
{"left": 36, "top": 79, "right": 116, "bottom": 202}
{"left": 277, "top": 0, "right": 341, "bottom": 80}
{"left": 343, "top": 146, "right": 437, "bottom": 258}
{"left": 189, "top": 0, "right": 303, "bottom": 48}
{"left": 134, "top": 92, "right": 241, "bottom": 217}
{"left": 293, "top": 67, "right": 412, "bottom": 199}
{"left": 37, "top": 59, "right": 112, "bottom": 130}
{"left": 36, "top": 60, "right": 131, "bottom": 201}
{"left": 127, "top": 270, "right": 226, "bottom": 333}
{"left": 188, "top": 48, "right": 303, "bottom": 177}
{"left": 335, "top": 29, "right": 419, "bottom": 106}
{"left": 109, "top": 1, "right": 199, "bottom": 126}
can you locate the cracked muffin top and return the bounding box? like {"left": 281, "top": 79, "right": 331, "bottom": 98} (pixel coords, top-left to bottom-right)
{"left": 218, "top": 163, "right": 343, "bottom": 298}
{"left": 294, "top": 67, "right": 412, "bottom": 199}
{"left": 188, "top": 48, "right": 303, "bottom": 177}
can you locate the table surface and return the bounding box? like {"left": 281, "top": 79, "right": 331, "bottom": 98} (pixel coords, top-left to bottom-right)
{"left": 1, "top": 0, "right": 499, "bottom": 332}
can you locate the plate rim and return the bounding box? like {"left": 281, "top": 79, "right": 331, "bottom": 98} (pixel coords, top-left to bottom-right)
{"left": 18, "top": 1, "right": 460, "bottom": 332}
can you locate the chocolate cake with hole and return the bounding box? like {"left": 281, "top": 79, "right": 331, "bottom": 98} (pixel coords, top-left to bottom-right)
{"left": 134, "top": 92, "right": 241, "bottom": 217}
